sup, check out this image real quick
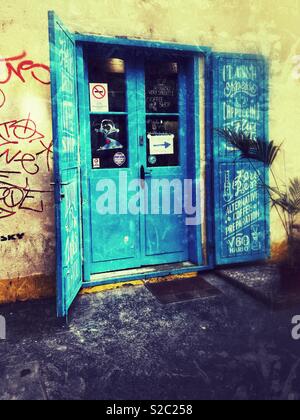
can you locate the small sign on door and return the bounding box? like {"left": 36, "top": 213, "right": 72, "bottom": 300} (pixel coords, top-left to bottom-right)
{"left": 90, "top": 83, "right": 109, "bottom": 112}
{"left": 93, "top": 158, "right": 101, "bottom": 169}
{"left": 148, "top": 134, "right": 175, "bottom": 155}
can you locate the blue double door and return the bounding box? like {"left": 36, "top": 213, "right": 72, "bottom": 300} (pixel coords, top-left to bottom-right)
{"left": 79, "top": 50, "right": 191, "bottom": 276}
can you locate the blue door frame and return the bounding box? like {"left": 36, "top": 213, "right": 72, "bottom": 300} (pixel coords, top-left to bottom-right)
{"left": 49, "top": 11, "right": 270, "bottom": 315}
{"left": 76, "top": 42, "right": 213, "bottom": 283}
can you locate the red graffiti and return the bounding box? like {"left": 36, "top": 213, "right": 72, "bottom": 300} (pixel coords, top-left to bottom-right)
{"left": 0, "top": 51, "right": 52, "bottom": 219}
{"left": 0, "top": 114, "right": 53, "bottom": 176}
{"left": 0, "top": 114, "right": 53, "bottom": 218}
{"left": 0, "top": 51, "right": 50, "bottom": 85}
{"left": 0, "top": 89, "right": 5, "bottom": 109}
{"left": 36, "top": 140, "right": 54, "bottom": 173}
{"left": 0, "top": 114, "right": 44, "bottom": 145}
{"left": 0, "top": 173, "right": 52, "bottom": 219}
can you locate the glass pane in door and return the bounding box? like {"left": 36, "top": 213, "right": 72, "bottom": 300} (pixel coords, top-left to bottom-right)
{"left": 87, "top": 54, "right": 129, "bottom": 169}
{"left": 145, "top": 60, "right": 180, "bottom": 167}
{"left": 146, "top": 116, "right": 179, "bottom": 167}
{"left": 145, "top": 61, "right": 178, "bottom": 114}
{"left": 88, "top": 56, "right": 126, "bottom": 112}
{"left": 90, "top": 114, "right": 128, "bottom": 169}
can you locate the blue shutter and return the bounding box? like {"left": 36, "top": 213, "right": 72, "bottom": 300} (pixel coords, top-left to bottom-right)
{"left": 48, "top": 12, "right": 82, "bottom": 317}
{"left": 213, "top": 53, "right": 270, "bottom": 265}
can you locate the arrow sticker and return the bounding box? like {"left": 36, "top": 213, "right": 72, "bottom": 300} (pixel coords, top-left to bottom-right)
{"left": 148, "top": 134, "right": 175, "bottom": 156}
{"left": 154, "top": 142, "right": 171, "bottom": 149}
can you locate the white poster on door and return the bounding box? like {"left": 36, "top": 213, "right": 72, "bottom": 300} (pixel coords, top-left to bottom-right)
{"left": 148, "top": 134, "right": 175, "bottom": 155}
{"left": 90, "top": 83, "right": 109, "bottom": 112}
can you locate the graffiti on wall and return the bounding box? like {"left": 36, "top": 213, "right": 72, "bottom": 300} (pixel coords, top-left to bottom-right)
{"left": 0, "top": 233, "right": 25, "bottom": 242}
{"left": 0, "top": 52, "right": 53, "bottom": 220}
{"left": 0, "top": 172, "right": 52, "bottom": 219}
{"left": 0, "top": 114, "right": 53, "bottom": 174}
{"left": 0, "top": 89, "right": 5, "bottom": 109}
{"left": 0, "top": 51, "right": 51, "bottom": 110}
{"left": 0, "top": 51, "right": 51, "bottom": 85}
{"left": 0, "top": 115, "right": 53, "bottom": 219}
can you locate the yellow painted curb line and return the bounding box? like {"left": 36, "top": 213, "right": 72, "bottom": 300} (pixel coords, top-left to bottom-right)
{"left": 80, "top": 280, "right": 144, "bottom": 295}
{"left": 0, "top": 271, "right": 199, "bottom": 304}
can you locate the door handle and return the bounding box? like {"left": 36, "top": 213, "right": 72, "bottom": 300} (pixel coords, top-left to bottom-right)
{"left": 140, "top": 165, "right": 152, "bottom": 189}
{"left": 140, "top": 166, "right": 152, "bottom": 181}
{"left": 50, "top": 181, "right": 71, "bottom": 187}
{"left": 50, "top": 181, "right": 71, "bottom": 201}
{"left": 140, "top": 165, "right": 145, "bottom": 189}
{"left": 140, "top": 165, "right": 145, "bottom": 181}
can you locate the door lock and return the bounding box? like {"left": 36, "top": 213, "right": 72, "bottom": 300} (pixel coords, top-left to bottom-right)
{"left": 140, "top": 165, "right": 152, "bottom": 182}
{"left": 140, "top": 165, "right": 145, "bottom": 182}
{"left": 139, "top": 135, "right": 144, "bottom": 146}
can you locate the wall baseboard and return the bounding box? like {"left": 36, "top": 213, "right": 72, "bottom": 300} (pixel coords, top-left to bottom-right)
{"left": 0, "top": 247, "right": 286, "bottom": 305}
{"left": 271, "top": 241, "right": 288, "bottom": 263}
{"left": 0, "top": 275, "right": 55, "bottom": 305}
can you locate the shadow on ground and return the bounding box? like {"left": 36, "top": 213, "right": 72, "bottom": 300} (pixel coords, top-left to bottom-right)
{"left": 0, "top": 273, "right": 300, "bottom": 400}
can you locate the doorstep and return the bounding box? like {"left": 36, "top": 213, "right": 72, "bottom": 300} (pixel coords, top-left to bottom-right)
{"left": 216, "top": 264, "right": 300, "bottom": 310}
{"left": 83, "top": 261, "right": 212, "bottom": 288}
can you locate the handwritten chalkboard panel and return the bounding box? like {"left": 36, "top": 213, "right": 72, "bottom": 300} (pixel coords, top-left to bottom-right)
{"left": 145, "top": 62, "right": 178, "bottom": 114}
{"left": 215, "top": 57, "right": 267, "bottom": 158}
{"left": 213, "top": 54, "right": 269, "bottom": 265}
{"left": 219, "top": 162, "right": 266, "bottom": 259}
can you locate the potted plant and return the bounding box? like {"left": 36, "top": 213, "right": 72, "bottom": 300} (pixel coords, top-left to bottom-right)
{"left": 217, "top": 129, "right": 300, "bottom": 289}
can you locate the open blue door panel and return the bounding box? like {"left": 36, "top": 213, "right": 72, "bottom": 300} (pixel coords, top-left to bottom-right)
{"left": 212, "top": 53, "right": 270, "bottom": 266}
{"left": 48, "top": 12, "right": 83, "bottom": 318}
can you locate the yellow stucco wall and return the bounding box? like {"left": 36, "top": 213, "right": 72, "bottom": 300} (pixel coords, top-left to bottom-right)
{"left": 0, "top": 0, "right": 299, "bottom": 302}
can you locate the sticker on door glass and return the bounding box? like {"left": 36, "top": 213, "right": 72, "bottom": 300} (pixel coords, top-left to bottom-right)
{"left": 113, "top": 152, "right": 126, "bottom": 167}
{"left": 90, "top": 83, "right": 109, "bottom": 113}
{"left": 148, "top": 134, "right": 174, "bottom": 155}
{"left": 97, "top": 120, "right": 124, "bottom": 151}
{"left": 93, "top": 158, "right": 101, "bottom": 169}
{"left": 148, "top": 155, "right": 157, "bottom": 165}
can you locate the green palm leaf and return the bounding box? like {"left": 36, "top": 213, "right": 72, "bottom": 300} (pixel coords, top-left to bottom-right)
{"left": 288, "top": 177, "right": 300, "bottom": 214}
{"left": 216, "top": 128, "right": 253, "bottom": 157}
{"left": 248, "top": 140, "right": 281, "bottom": 166}
{"left": 268, "top": 178, "right": 300, "bottom": 216}
{"left": 217, "top": 129, "right": 281, "bottom": 167}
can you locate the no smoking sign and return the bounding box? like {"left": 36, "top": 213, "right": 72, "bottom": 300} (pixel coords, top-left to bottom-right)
{"left": 92, "top": 84, "right": 106, "bottom": 100}
{"left": 90, "top": 83, "right": 109, "bottom": 112}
